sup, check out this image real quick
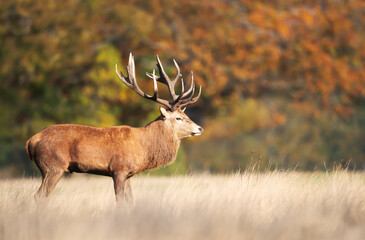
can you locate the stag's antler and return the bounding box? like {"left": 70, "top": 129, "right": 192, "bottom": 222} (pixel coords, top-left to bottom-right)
{"left": 116, "top": 53, "right": 201, "bottom": 111}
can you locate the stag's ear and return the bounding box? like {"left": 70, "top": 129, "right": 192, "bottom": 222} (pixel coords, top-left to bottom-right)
{"left": 159, "top": 106, "right": 168, "bottom": 118}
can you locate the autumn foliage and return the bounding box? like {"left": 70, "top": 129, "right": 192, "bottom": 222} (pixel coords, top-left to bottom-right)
{"left": 0, "top": 0, "right": 364, "bottom": 175}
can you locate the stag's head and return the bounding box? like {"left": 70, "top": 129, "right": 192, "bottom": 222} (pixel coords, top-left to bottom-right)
{"left": 159, "top": 107, "right": 203, "bottom": 139}
{"left": 115, "top": 53, "right": 203, "bottom": 139}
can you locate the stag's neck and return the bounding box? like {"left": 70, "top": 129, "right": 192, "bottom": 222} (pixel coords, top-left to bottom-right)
{"left": 143, "top": 119, "right": 181, "bottom": 170}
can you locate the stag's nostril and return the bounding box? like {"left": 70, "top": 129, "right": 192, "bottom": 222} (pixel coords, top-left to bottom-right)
{"left": 198, "top": 127, "right": 204, "bottom": 132}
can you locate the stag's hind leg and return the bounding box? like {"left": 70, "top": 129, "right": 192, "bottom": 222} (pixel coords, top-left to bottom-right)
{"left": 35, "top": 169, "right": 64, "bottom": 199}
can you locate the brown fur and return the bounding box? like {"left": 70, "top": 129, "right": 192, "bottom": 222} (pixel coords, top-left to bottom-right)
{"left": 25, "top": 108, "right": 203, "bottom": 202}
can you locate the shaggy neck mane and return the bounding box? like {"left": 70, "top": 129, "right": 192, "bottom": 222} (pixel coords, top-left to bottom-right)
{"left": 143, "top": 119, "right": 181, "bottom": 170}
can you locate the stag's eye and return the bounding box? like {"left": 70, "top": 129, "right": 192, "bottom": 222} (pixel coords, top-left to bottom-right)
{"left": 176, "top": 117, "right": 182, "bottom": 121}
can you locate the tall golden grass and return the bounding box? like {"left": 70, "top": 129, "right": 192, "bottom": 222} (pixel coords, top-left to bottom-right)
{"left": 1, "top": 171, "right": 365, "bottom": 240}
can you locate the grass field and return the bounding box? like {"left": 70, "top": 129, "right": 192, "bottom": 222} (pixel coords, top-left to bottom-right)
{"left": 1, "top": 171, "right": 365, "bottom": 240}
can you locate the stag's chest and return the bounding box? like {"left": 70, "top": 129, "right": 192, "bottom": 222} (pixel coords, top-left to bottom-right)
{"left": 144, "top": 138, "right": 180, "bottom": 169}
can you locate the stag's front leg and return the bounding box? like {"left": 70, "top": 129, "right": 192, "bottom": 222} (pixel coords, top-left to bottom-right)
{"left": 112, "top": 172, "right": 129, "bottom": 203}
{"left": 124, "top": 178, "right": 133, "bottom": 203}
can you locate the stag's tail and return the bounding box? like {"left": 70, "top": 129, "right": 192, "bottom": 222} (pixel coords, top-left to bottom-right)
{"left": 25, "top": 138, "right": 33, "bottom": 161}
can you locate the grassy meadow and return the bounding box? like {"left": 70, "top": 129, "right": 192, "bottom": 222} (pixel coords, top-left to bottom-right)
{"left": 1, "top": 171, "right": 365, "bottom": 240}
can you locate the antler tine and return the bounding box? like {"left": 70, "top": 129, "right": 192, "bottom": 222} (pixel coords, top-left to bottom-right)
{"left": 178, "top": 71, "right": 195, "bottom": 100}
{"left": 146, "top": 58, "right": 181, "bottom": 83}
{"left": 174, "top": 71, "right": 201, "bottom": 109}
{"left": 116, "top": 53, "right": 171, "bottom": 109}
{"left": 171, "top": 77, "right": 186, "bottom": 106}
{"left": 180, "top": 77, "right": 185, "bottom": 96}
{"left": 115, "top": 66, "right": 131, "bottom": 87}
{"left": 155, "top": 55, "right": 170, "bottom": 85}
{"left": 156, "top": 55, "right": 180, "bottom": 101}
{"left": 172, "top": 59, "right": 181, "bottom": 83}
{"left": 127, "top": 53, "right": 136, "bottom": 85}
{"left": 116, "top": 53, "right": 141, "bottom": 94}
{"left": 146, "top": 57, "right": 185, "bottom": 103}
{"left": 151, "top": 69, "right": 158, "bottom": 100}
{"left": 176, "top": 86, "right": 202, "bottom": 109}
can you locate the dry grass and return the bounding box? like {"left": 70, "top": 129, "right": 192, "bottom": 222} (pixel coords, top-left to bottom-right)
{"left": 1, "top": 171, "right": 365, "bottom": 240}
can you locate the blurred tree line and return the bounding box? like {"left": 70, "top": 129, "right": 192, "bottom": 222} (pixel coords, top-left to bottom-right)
{"left": 0, "top": 0, "right": 364, "bottom": 176}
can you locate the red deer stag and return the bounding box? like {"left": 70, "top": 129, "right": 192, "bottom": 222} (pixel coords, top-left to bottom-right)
{"left": 25, "top": 53, "right": 203, "bottom": 202}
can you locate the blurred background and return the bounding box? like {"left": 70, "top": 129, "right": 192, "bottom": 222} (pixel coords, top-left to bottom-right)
{"left": 0, "top": 0, "right": 364, "bottom": 177}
